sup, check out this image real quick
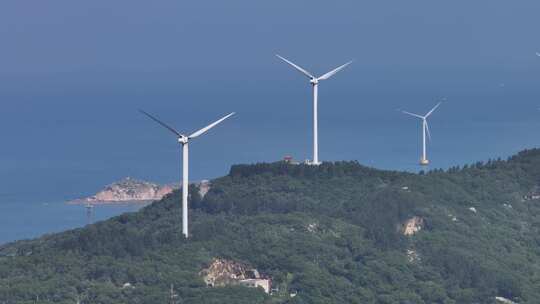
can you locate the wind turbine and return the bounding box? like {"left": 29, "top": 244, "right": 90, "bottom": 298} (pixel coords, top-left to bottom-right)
{"left": 402, "top": 102, "right": 441, "bottom": 166}
{"left": 140, "top": 110, "right": 235, "bottom": 238}
{"left": 276, "top": 54, "right": 353, "bottom": 165}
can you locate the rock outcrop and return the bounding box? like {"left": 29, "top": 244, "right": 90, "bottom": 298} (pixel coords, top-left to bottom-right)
{"left": 70, "top": 177, "right": 176, "bottom": 204}
{"left": 200, "top": 258, "right": 253, "bottom": 287}
{"left": 495, "top": 296, "right": 517, "bottom": 304}
{"left": 523, "top": 185, "right": 540, "bottom": 201}
{"left": 199, "top": 258, "right": 271, "bottom": 293}
{"left": 406, "top": 249, "right": 420, "bottom": 263}
{"left": 198, "top": 180, "right": 211, "bottom": 198}
{"left": 400, "top": 216, "right": 424, "bottom": 236}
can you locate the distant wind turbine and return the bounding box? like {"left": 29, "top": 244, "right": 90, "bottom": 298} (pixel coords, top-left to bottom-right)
{"left": 140, "top": 110, "right": 235, "bottom": 238}
{"left": 276, "top": 54, "right": 353, "bottom": 165}
{"left": 402, "top": 102, "right": 442, "bottom": 166}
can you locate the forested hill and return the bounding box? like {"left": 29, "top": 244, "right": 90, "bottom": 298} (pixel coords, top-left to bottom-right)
{"left": 2, "top": 149, "right": 540, "bottom": 303}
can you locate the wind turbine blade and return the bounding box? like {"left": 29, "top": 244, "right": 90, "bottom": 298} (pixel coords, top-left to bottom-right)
{"left": 189, "top": 112, "right": 235, "bottom": 139}
{"left": 317, "top": 60, "right": 353, "bottom": 80}
{"left": 425, "top": 120, "right": 432, "bottom": 141}
{"left": 276, "top": 54, "right": 314, "bottom": 79}
{"left": 402, "top": 111, "right": 424, "bottom": 119}
{"left": 139, "top": 110, "right": 183, "bottom": 137}
{"left": 425, "top": 102, "right": 442, "bottom": 117}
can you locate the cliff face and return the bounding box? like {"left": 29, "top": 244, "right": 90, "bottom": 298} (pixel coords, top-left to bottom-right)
{"left": 200, "top": 258, "right": 252, "bottom": 287}
{"left": 71, "top": 177, "right": 176, "bottom": 204}
{"left": 199, "top": 258, "right": 263, "bottom": 287}
{"left": 400, "top": 216, "right": 424, "bottom": 236}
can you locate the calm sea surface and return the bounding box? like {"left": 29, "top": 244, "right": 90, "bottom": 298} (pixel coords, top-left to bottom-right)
{"left": 1, "top": 69, "right": 539, "bottom": 245}
{"left": 0, "top": 200, "right": 148, "bottom": 245}
{"left": 3, "top": 0, "right": 540, "bottom": 246}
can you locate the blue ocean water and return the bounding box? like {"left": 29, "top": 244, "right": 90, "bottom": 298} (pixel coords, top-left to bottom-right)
{"left": 1, "top": 0, "right": 540, "bottom": 245}
{"left": 1, "top": 75, "right": 538, "bottom": 245}
{"left": 0, "top": 200, "right": 148, "bottom": 245}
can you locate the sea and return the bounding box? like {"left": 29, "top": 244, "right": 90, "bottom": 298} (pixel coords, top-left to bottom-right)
{"left": 1, "top": 67, "right": 539, "bottom": 245}
{"left": 0, "top": 200, "right": 148, "bottom": 245}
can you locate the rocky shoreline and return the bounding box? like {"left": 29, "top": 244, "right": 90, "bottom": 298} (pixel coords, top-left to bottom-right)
{"left": 68, "top": 177, "right": 177, "bottom": 205}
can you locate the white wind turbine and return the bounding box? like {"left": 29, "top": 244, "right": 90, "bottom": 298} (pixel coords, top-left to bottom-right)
{"left": 402, "top": 102, "right": 441, "bottom": 166}
{"left": 140, "top": 110, "right": 235, "bottom": 238}
{"left": 276, "top": 54, "right": 353, "bottom": 165}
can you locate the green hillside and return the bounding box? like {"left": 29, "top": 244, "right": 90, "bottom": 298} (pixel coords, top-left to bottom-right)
{"left": 3, "top": 149, "right": 540, "bottom": 303}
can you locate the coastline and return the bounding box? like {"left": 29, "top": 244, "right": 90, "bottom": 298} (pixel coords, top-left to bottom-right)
{"left": 0, "top": 200, "right": 149, "bottom": 245}
{"left": 65, "top": 177, "right": 178, "bottom": 206}
{"left": 66, "top": 199, "right": 156, "bottom": 205}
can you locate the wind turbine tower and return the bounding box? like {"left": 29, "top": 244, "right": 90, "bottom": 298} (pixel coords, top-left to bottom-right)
{"left": 276, "top": 55, "right": 352, "bottom": 165}
{"left": 85, "top": 202, "right": 95, "bottom": 225}
{"left": 402, "top": 102, "right": 441, "bottom": 166}
{"left": 140, "top": 110, "right": 235, "bottom": 238}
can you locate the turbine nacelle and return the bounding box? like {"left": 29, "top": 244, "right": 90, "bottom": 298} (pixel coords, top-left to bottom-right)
{"left": 139, "top": 110, "right": 235, "bottom": 143}
{"left": 140, "top": 109, "right": 235, "bottom": 239}
{"left": 178, "top": 136, "right": 188, "bottom": 144}
{"left": 275, "top": 54, "right": 352, "bottom": 84}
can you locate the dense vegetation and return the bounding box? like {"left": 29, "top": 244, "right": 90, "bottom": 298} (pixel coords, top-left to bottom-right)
{"left": 3, "top": 149, "right": 540, "bottom": 303}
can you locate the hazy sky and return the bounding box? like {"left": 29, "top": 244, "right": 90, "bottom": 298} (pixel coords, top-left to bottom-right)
{"left": 1, "top": 1, "right": 540, "bottom": 201}
{"left": 2, "top": 1, "right": 539, "bottom": 76}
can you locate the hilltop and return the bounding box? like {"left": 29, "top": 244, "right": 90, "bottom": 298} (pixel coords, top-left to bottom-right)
{"left": 2, "top": 149, "right": 540, "bottom": 303}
